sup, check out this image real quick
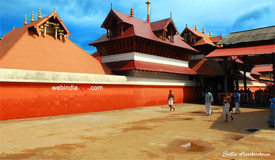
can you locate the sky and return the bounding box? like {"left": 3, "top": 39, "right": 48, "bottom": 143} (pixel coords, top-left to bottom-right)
{"left": 0, "top": 0, "right": 274, "bottom": 54}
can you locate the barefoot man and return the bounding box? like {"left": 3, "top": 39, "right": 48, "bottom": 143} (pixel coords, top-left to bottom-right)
{"left": 168, "top": 90, "right": 175, "bottom": 112}
{"left": 223, "top": 93, "right": 234, "bottom": 122}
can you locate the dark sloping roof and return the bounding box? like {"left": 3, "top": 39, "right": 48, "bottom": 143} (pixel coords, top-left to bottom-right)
{"left": 217, "top": 25, "right": 275, "bottom": 45}
{"left": 91, "top": 51, "right": 102, "bottom": 62}
{"left": 90, "top": 10, "right": 197, "bottom": 52}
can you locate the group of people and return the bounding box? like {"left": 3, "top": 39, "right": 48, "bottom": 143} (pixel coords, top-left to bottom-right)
{"left": 204, "top": 89, "right": 241, "bottom": 122}
{"left": 167, "top": 89, "right": 274, "bottom": 127}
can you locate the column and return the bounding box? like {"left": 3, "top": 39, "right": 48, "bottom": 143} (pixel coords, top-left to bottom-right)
{"left": 223, "top": 57, "right": 228, "bottom": 92}
{"left": 243, "top": 55, "right": 247, "bottom": 93}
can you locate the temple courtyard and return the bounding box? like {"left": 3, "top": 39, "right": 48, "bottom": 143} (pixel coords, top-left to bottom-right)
{"left": 0, "top": 103, "right": 274, "bottom": 160}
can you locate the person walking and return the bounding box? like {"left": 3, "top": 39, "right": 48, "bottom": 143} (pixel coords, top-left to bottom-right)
{"left": 267, "top": 93, "right": 275, "bottom": 127}
{"left": 168, "top": 90, "right": 175, "bottom": 112}
{"left": 205, "top": 88, "right": 213, "bottom": 115}
{"left": 234, "top": 91, "right": 241, "bottom": 113}
{"left": 223, "top": 93, "right": 234, "bottom": 122}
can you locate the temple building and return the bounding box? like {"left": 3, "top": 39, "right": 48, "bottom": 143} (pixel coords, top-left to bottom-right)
{"left": 179, "top": 25, "right": 225, "bottom": 100}
{"left": 181, "top": 24, "right": 222, "bottom": 57}
{"left": 0, "top": 2, "right": 201, "bottom": 121}
{"left": 206, "top": 26, "right": 275, "bottom": 104}
{"left": 0, "top": 9, "right": 111, "bottom": 74}
{"left": 90, "top": 3, "right": 198, "bottom": 76}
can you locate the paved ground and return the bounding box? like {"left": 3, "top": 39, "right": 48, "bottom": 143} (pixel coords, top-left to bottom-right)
{"left": 0, "top": 103, "right": 274, "bottom": 160}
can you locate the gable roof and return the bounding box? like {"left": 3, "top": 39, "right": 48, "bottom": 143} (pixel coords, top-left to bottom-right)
{"left": 0, "top": 11, "right": 71, "bottom": 60}
{"left": 150, "top": 18, "right": 171, "bottom": 31}
{"left": 90, "top": 10, "right": 197, "bottom": 53}
{"left": 150, "top": 18, "right": 178, "bottom": 33}
{"left": 0, "top": 11, "right": 112, "bottom": 75}
{"left": 181, "top": 27, "right": 221, "bottom": 47}
{"left": 217, "top": 25, "right": 275, "bottom": 45}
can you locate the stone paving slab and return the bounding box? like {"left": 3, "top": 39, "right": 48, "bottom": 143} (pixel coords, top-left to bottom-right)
{"left": 0, "top": 103, "right": 274, "bottom": 160}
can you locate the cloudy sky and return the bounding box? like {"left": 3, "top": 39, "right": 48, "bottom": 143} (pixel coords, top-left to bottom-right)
{"left": 0, "top": 0, "right": 274, "bottom": 54}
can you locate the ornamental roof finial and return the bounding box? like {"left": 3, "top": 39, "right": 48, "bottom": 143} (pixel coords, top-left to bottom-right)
{"left": 38, "top": 8, "right": 41, "bottom": 19}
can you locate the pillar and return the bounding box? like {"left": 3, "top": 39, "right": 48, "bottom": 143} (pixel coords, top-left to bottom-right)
{"left": 273, "top": 54, "right": 275, "bottom": 94}
{"left": 243, "top": 55, "right": 247, "bottom": 93}
{"left": 223, "top": 57, "right": 228, "bottom": 92}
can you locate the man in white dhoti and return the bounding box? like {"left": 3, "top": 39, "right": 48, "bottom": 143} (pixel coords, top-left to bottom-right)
{"left": 168, "top": 90, "right": 175, "bottom": 112}
{"left": 205, "top": 88, "right": 213, "bottom": 115}
{"left": 223, "top": 93, "right": 234, "bottom": 122}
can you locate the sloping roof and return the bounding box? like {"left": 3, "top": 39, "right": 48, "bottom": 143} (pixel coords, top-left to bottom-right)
{"left": 0, "top": 13, "right": 112, "bottom": 75}
{"left": 104, "top": 60, "right": 197, "bottom": 75}
{"left": 90, "top": 10, "right": 197, "bottom": 52}
{"left": 252, "top": 65, "right": 273, "bottom": 73}
{"left": 150, "top": 18, "right": 178, "bottom": 33}
{"left": 193, "top": 37, "right": 215, "bottom": 46}
{"left": 92, "top": 51, "right": 102, "bottom": 62}
{"left": 0, "top": 11, "right": 71, "bottom": 60}
{"left": 151, "top": 18, "right": 170, "bottom": 31}
{"left": 187, "top": 28, "right": 210, "bottom": 38}
{"left": 191, "top": 59, "right": 224, "bottom": 76}
{"left": 250, "top": 68, "right": 261, "bottom": 76}
{"left": 209, "top": 36, "right": 222, "bottom": 43}
{"left": 206, "top": 44, "right": 275, "bottom": 58}
{"left": 181, "top": 27, "right": 218, "bottom": 47}
{"left": 217, "top": 25, "right": 275, "bottom": 45}
{"left": 0, "top": 17, "right": 47, "bottom": 60}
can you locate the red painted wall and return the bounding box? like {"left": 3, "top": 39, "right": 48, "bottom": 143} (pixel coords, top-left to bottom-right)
{"left": 0, "top": 82, "right": 199, "bottom": 120}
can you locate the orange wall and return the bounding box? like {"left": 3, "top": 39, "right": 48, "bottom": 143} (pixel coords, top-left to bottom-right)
{"left": 0, "top": 82, "right": 199, "bottom": 120}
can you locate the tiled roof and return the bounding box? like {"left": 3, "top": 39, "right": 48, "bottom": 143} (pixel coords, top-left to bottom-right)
{"left": 104, "top": 60, "right": 197, "bottom": 75}
{"left": 193, "top": 37, "right": 215, "bottom": 46}
{"left": 90, "top": 10, "right": 197, "bottom": 52}
{"left": 0, "top": 12, "right": 112, "bottom": 75}
{"left": 209, "top": 36, "right": 222, "bottom": 43}
{"left": 217, "top": 25, "right": 275, "bottom": 45}
{"left": 206, "top": 44, "right": 275, "bottom": 58}
{"left": 182, "top": 27, "right": 221, "bottom": 47}
{"left": 191, "top": 58, "right": 224, "bottom": 76}
{"left": 150, "top": 18, "right": 178, "bottom": 33}
{"left": 0, "top": 17, "right": 47, "bottom": 59}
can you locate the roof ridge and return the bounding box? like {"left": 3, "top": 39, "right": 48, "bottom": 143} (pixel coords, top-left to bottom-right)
{"left": 229, "top": 25, "right": 275, "bottom": 34}
{"left": 151, "top": 18, "right": 170, "bottom": 23}
{"left": 112, "top": 9, "right": 147, "bottom": 22}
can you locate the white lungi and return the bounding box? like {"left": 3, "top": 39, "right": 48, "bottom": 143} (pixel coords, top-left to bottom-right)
{"left": 235, "top": 102, "right": 240, "bottom": 113}
{"left": 205, "top": 103, "right": 212, "bottom": 114}
{"left": 223, "top": 103, "right": 231, "bottom": 116}
{"left": 168, "top": 98, "right": 174, "bottom": 105}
